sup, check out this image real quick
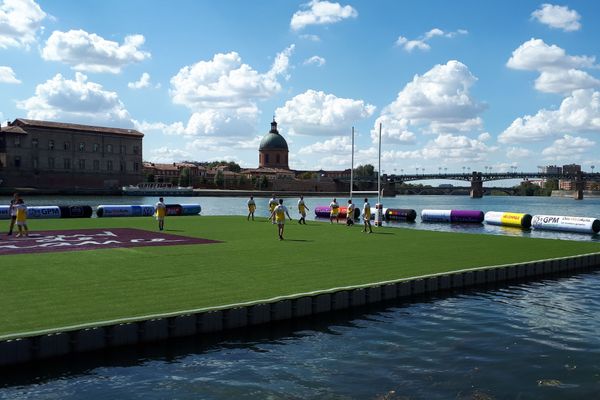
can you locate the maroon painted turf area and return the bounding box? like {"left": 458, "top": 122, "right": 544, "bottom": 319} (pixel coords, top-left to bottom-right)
{"left": 0, "top": 228, "right": 220, "bottom": 255}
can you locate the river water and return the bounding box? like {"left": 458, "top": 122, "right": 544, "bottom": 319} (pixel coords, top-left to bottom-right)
{"left": 1, "top": 195, "right": 599, "bottom": 399}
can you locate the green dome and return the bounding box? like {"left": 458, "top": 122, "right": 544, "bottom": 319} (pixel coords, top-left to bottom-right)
{"left": 259, "top": 119, "right": 288, "bottom": 150}
{"left": 259, "top": 132, "right": 288, "bottom": 150}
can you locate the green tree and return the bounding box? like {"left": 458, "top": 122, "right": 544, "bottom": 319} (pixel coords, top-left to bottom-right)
{"left": 354, "top": 164, "right": 375, "bottom": 177}
{"left": 179, "top": 167, "right": 191, "bottom": 187}
{"left": 214, "top": 170, "right": 224, "bottom": 187}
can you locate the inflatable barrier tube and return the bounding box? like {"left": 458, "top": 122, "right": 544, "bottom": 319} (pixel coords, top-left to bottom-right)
{"left": 450, "top": 209, "right": 484, "bottom": 223}
{"left": 485, "top": 211, "right": 532, "bottom": 229}
{"left": 532, "top": 214, "right": 600, "bottom": 234}
{"left": 385, "top": 208, "right": 417, "bottom": 221}
{"left": 166, "top": 204, "right": 183, "bottom": 216}
{"left": 180, "top": 204, "right": 201, "bottom": 215}
{"left": 421, "top": 209, "right": 452, "bottom": 223}
{"left": 26, "top": 206, "right": 61, "bottom": 219}
{"left": 96, "top": 205, "right": 153, "bottom": 218}
{"left": 0, "top": 205, "right": 10, "bottom": 220}
{"left": 369, "top": 207, "right": 388, "bottom": 220}
{"left": 315, "top": 205, "right": 359, "bottom": 219}
{"left": 58, "top": 205, "right": 93, "bottom": 218}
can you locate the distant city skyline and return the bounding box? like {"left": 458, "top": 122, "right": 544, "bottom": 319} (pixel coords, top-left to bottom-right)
{"left": 1, "top": 0, "right": 599, "bottom": 175}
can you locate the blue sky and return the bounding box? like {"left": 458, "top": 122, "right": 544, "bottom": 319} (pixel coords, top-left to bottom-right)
{"left": 1, "top": 0, "right": 600, "bottom": 175}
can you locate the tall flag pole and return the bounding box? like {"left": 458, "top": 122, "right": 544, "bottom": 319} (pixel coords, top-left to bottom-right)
{"left": 350, "top": 126, "right": 354, "bottom": 199}
{"left": 377, "top": 123, "right": 382, "bottom": 206}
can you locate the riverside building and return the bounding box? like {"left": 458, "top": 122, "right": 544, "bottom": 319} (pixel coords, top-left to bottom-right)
{"left": 0, "top": 118, "right": 143, "bottom": 190}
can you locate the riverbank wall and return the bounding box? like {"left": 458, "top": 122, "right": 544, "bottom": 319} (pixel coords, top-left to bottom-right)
{"left": 1, "top": 252, "right": 599, "bottom": 367}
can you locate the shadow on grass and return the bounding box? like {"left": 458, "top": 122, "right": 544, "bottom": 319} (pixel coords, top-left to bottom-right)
{"left": 283, "top": 239, "right": 314, "bottom": 242}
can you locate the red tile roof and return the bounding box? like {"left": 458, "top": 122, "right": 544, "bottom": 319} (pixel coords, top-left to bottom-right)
{"left": 12, "top": 118, "right": 144, "bottom": 137}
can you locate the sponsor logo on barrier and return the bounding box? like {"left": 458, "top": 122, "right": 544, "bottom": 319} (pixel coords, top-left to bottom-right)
{"left": 0, "top": 228, "right": 220, "bottom": 255}
{"left": 28, "top": 207, "right": 61, "bottom": 218}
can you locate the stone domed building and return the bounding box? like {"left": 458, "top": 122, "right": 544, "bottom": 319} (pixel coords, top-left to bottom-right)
{"left": 259, "top": 118, "right": 289, "bottom": 169}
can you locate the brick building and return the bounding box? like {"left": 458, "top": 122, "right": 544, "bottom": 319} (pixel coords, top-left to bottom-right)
{"left": 0, "top": 118, "right": 143, "bottom": 189}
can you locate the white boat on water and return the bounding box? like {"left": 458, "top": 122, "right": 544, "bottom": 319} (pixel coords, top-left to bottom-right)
{"left": 122, "top": 183, "right": 194, "bottom": 196}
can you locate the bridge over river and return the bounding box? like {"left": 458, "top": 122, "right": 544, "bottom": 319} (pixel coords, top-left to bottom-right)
{"left": 381, "top": 171, "right": 599, "bottom": 200}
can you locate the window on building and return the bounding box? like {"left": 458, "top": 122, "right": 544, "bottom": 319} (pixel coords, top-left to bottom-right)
{"left": 133, "top": 146, "right": 139, "bottom": 155}
{"left": 78, "top": 159, "right": 86, "bottom": 170}
{"left": 64, "top": 142, "right": 70, "bottom": 151}
{"left": 107, "top": 144, "right": 113, "bottom": 153}
{"left": 79, "top": 143, "right": 85, "bottom": 151}
{"left": 276, "top": 154, "right": 280, "bottom": 163}
{"left": 64, "top": 158, "right": 71, "bottom": 169}
{"left": 107, "top": 160, "right": 113, "bottom": 171}
{"left": 32, "top": 138, "right": 39, "bottom": 148}
{"left": 49, "top": 140, "right": 55, "bottom": 150}
{"left": 265, "top": 154, "right": 270, "bottom": 164}
{"left": 48, "top": 157, "right": 55, "bottom": 169}
{"left": 33, "top": 157, "right": 39, "bottom": 169}
{"left": 14, "top": 156, "right": 21, "bottom": 168}
{"left": 134, "top": 162, "right": 140, "bottom": 172}
{"left": 93, "top": 143, "right": 99, "bottom": 152}
{"left": 120, "top": 161, "right": 125, "bottom": 172}
{"left": 93, "top": 160, "right": 100, "bottom": 171}
{"left": 14, "top": 137, "right": 20, "bottom": 147}
{"left": 120, "top": 145, "right": 126, "bottom": 154}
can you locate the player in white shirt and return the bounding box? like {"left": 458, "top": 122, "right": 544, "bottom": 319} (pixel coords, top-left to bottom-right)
{"left": 268, "top": 194, "right": 278, "bottom": 224}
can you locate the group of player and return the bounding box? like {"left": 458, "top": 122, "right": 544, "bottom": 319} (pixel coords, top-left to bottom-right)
{"left": 5, "top": 193, "right": 29, "bottom": 238}
{"left": 247, "top": 194, "right": 373, "bottom": 240}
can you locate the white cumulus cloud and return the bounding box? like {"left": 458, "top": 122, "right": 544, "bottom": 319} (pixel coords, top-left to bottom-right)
{"left": 542, "top": 135, "right": 595, "bottom": 160}
{"left": 374, "top": 60, "right": 485, "bottom": 142}
{"left": 499, "top": 89, "right": 600, "bottom": 143}
{"left": 167, "top": 45, "right": 294, "bottom": 137}
{"left": 275, "top": 89, "right": 375, "bottom": 136}
{"left": 0, "top": 0, "right": 46, "bottom": 49}
{"left": 41, "top": 29, "right": 150, "bottom": 73}
{"left": 531, "top": 3, "right": 581, "bottom": 32}
{"left": 507, "top": 38, "right": 598, "bottom": 94}
{"left": 303, "top": 55, "right": 326, "bottom": 67}
{"left": 395, "top": 28, "right": 467, "bottom": 52}
{"left": 290, "top": 0, "right": 357, "bottom": 31}
{"left": 420, "top": 133, "right": 496, "bottom": 162}
{"left": 17, "top": 72, "right": 133, "bottom": 127}
{"left": 128, "top": 72, "right": 159, "bottom": 89}
{"left": 0, "top": 66, "right": 20, "bottom": 83}
{"left": 506, "top": 147, "right": 533, "bottom": 159}
{"left": 298, "top": 135, "right": 352, "bottom": 155}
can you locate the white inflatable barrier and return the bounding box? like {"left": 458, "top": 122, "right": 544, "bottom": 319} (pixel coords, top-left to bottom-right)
{"left": 0, "top": 206, "right": 10, "bottom": 219}
{"left": 421, "top": 209, "right": 452, "bottom": 223}
{"left": 532, "top": 215, "right": 600, "bottom": 234}
{"left": 369, "top": 207, "right": 388, "bottom": 220}
{"left": 26, "top": 206, "right": 61, "bottom": 219}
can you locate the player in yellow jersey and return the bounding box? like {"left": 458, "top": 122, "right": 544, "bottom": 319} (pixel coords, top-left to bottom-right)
{"left": 247, "top": 195, "right": 256, "bottom": 221}
{"left": 329, "top": 198, "right": 340, "bottom": 224}
{"left": 155, "top": 197, "right": 166, "bottom": 231}
{"left": 362, "top": 198, "right": 373, "bottom": 233}
{"left": 269, "top": 198, "right": 292, "bottom": 240}
{"left": 268, "top": 194, "right": 278, "bottom": 224}
{"left": 346, "top": 199, "right": 355, "bottom": 226}
{"left": 297, "top": 195, "right": 309, "bottom": 224}
{"left": 15, "top": 198, "right": 29, "bottom": 237}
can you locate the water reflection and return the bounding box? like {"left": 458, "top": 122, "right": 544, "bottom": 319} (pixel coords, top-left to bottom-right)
{"left": 1, "top": 271, "right": 600, "bottom": 399}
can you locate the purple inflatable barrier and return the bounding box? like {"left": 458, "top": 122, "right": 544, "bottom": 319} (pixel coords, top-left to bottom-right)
{"left": 450, "top": 209, "right": 484, "bottom": 223}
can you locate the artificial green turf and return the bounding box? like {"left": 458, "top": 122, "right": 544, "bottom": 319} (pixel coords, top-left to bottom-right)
{"left": 1, "top": 216, "right": 599, "bottom": 338}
